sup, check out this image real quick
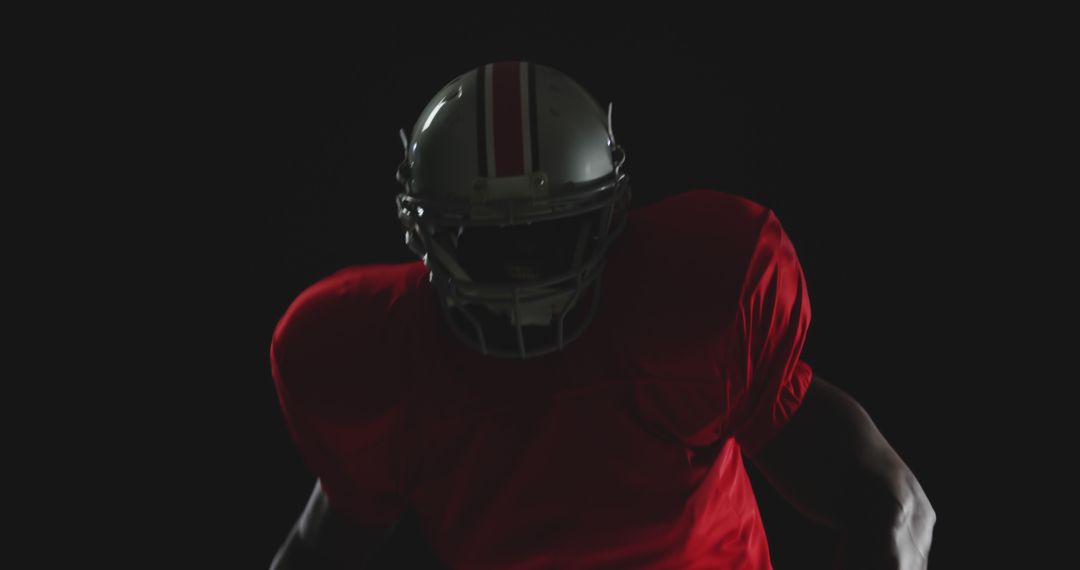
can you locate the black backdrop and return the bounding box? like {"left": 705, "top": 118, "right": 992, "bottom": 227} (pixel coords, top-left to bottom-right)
{"left": 161, "top": 20, "right": 1038, "bottom": 569}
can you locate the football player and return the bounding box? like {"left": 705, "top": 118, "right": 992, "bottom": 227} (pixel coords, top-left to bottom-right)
{"left": 270, "top": 61, "right": 935, "bottom": 569}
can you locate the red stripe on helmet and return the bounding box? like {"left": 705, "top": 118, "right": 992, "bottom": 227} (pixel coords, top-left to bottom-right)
{"left": 491, "top": 62, "right": 525, "bottom": 177}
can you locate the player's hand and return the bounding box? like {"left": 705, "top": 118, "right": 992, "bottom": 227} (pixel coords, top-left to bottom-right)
{"left": 834, "top": 504, "right": 935, "bottom": 570}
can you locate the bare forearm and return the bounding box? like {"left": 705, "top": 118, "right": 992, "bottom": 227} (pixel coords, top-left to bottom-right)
{"left": 270, "top": 522, "right": 346, "bottom": 570}
{"left": 751, "top": 376, "right": 935, "bottom": 536}
{"left": 269, "top": 481, "right": 394, "bottom": 570}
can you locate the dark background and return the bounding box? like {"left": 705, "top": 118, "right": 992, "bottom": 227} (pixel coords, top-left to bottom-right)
{"left": 151, "top": 19, "right": 1044, "bottom": 569}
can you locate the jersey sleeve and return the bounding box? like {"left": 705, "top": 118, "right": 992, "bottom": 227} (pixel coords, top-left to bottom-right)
{"left": 725, "top": 209, "right": 814, "bottom": 458}
{"left": 270, "top": 276, "right": 408, "bottom": 528}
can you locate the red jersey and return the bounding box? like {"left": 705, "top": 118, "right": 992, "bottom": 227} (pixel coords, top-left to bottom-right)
{"left": 271, "top": 189, "right": 814, "bottom": 569}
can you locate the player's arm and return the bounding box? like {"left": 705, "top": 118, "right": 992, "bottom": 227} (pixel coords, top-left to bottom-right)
{"left": 749, "top": 374, "right": 936, "bottom": 569}
{"left": 270, "top": 480, "right": 396, "bottom": 570}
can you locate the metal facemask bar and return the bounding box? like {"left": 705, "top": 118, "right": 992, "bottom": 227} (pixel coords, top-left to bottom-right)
{"left": 435, "top": 256, "right": 609, "bottom": 360}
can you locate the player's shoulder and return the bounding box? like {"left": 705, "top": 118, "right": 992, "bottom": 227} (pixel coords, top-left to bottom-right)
{"left": 630, "top": 189, "right": 780, "bottom": 272}
{"left": 664, "top": 187, "right": 766, "bottom": 213}
{"left": 672, "top": 189, "right": 789, "bottom": 261}
{"left": 270, "top": 262, "right": 426, "bottom": 414}
{"left": 596, "top": 190, "right": 778, "bottom": 374}
{"left": 654, "top": 188, "right": 773, "bottom": 234}
{"left": 273, "top": 263, "right": 420, "bottom": 342}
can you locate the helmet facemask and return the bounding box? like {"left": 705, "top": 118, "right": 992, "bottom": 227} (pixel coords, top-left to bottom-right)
{"left": 399, "top": 180, "right": 627, "bottom": 359}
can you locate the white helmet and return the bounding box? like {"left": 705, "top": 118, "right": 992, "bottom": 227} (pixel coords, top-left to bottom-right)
{"left": 395, "top": 61, "right": 631, "bottom": 359}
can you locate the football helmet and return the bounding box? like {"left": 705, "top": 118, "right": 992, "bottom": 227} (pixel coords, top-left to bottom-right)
{"left": 395, "top": 61, "right": 631, "bottom": 359}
